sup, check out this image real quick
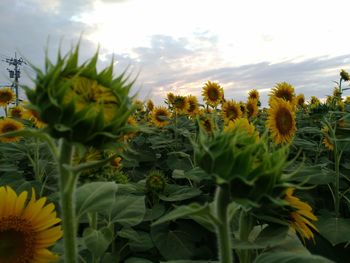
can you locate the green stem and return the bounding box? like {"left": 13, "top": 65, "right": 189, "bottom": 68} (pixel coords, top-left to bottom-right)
{"left": 238, "top": 210, "right": 254, "bottom": 263}
{"left": 334, "top": 146, "right": 341, "bottom": 218}
{"left": 58, "top": 139, "right": 78, "bottom": 263}
{"left": 214, "top": 184, "right": 233, "bottom": 263}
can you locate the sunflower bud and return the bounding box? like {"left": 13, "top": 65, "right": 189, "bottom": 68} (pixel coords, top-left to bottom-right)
{"left": 24, "top": 45, "right": 135, "bottom": 147}
{"left": 146, "top": 170, "right": 166, "bottom": 193}
{"left": 340, "top": 69, "right": 350, "bottom": 81}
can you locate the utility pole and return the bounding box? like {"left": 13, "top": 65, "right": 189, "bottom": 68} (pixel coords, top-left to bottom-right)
{"left": 3, "top": 53, "right": 27, "bottom": 106}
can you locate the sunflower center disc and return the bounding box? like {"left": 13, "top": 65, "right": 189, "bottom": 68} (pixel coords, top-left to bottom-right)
{"left": 0, "top": 216, "right": 35, "bottom": 263}
{"left": 276, "top": 108, "right": 293, "bottom": 135}
{"left": 208, "top": 89, "right": 218, "bottom": 101}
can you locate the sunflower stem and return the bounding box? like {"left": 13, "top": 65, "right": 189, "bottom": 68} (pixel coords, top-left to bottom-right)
{"left": 237, "top": 210, "right": 254, "bottom": 263}
{"left": 58, "top": 139, "right": 78, "bottom": 263}
{"left": 214, "top": 184, "right": 233, "bottom": 263}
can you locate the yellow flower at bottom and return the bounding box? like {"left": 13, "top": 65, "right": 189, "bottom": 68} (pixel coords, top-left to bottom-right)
{"left": 0, "top": 118, "right": 24, "bottom": 143}
{"left": 0, "top": 186, "right": 62, "bottom": 262}
{"left": 267, "top": 98, "right": 296, "bottom": 144}
{"left": 284, "top": 188, "right": 318, "bottom": 241}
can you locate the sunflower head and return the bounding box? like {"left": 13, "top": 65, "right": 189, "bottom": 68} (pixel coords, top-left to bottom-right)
{"left": 296, "top": 94, "right": 305, "bottom": 108}
{"left": 224, "top": 118, "right": 259, "bottom": 142}
{"left": 172, "top": 95, "right": 189, "bottom": 114}
{"left": 310, "top": 96, "right": 320, "bottom": 106}
{"left": 9, "top": 106, "right": 25, "bottom": 119}
{"left": 345, "top": 96, "right": 350, "bottom": 104}
{"left": 151, "top": 106, "right": 171, "bottom": 127}
{"left": 0, "top": 118, "right": 24, "bottom": 143}
{"left": 111, "top": 156, "right": 122, "bottom": 169}
{"left": 284, "top": 188, "right": 318, "bottom": 241}
{"left": 202, "top": 81, "right": 224, "bottom": 107}
{"left": 198, "top": 114, "right": 216, "bottom": 134}
{"left": 269, "top": 82, "right": 295, "bottom": 105}
{"left": 321, "top": 126, "right": 334, "bottom": 151}
{"left": 0, "top": 186, "right": 62, "bottom": 262}
{"left": 248, "top": 89, "right": 260, "bottom": 101}
{"left": 24, "top": 45, "right": 135, "bottom": 147}
{"left": 340, "top": 69, "right": 350, "bottom": 81}
{"left": 186, "top": 95, "right": 199, "bottom": 116}
{"left": 246, "top": 98, "right": 259, "bottom": 119}
{"left": 0, "top": 87, "right": 15, "bottom": 107}
{"left": 239, "top": 101, "right": 246, "bottom": 115}
{"left": 166, "top": 92, "right": 175, "bottom": 105}
{"left": 146, "top": 170, "right": 167, "bottom": 193}
{"left": 146, "top": 99, "right": 154, "bottom": 112}
{"left": 267, "top": 98, "right": 296, "bottom": 144}
{"left": 221, "top": 100, "right": 242, "bottom": 124}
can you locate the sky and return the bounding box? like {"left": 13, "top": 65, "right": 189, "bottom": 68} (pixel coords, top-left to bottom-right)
{"left": 1, "top": 0, "right": 350, "bottom": 107}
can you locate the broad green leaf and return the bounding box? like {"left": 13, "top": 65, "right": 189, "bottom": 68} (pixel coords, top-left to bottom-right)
{"left": 76, "top": 182, "right": 118, "bottom": 218}
{"left": 107, "top": 194, "right": 145, "bottom": 226}
{"left": 158, "top": 184, "right": 201, "bottom": 202}
{"left": 152, "top": 203, "right": 208, "bottom": 226}
{"left": 125, "top": 258, "right": 153, "bottom": 263}
{"left": 316, "top": 217, "right": 350, "bottom": 245}
{"left": 161, "top": 261, "right": 218, "bottom": 263}
{"left": 118, "top": 227, "right": 154, "bottom": 251}
{"left": 83, "top": 227, "right": 114, "bottom": 258}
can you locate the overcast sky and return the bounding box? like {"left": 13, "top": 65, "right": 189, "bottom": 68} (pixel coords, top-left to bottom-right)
{"left": 1, "top": 0, "right": 350, "bottom": 107}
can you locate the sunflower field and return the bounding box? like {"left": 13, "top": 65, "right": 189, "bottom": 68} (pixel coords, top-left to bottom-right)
{"left": 0, "top": 46, "right": 350, "bottom": 263}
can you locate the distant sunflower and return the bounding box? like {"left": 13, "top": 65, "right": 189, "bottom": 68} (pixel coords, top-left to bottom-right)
{"left": 269, "top": 82, "right": 295, "bottom": 105}
{"left": 267, "top": 98, "right": 296, "bottom": 144}
{"left": 221, "top": 100, "right": 242, "bottom": 123}
{"left": 239, "top": 101, "right": 246, "bottom": 115}
{"left": 187, "top": 95, "right": 199, "bottom": 116}
{"left": 248, "top": 89, "right": 260, "bottom": 101}
{"left": 146, "top": 99, "right": 154, "bottom": 112}
{"left": 246, "top": 98, "right": 259, "bottom": 119}
{"left": 133, "top": 99, "right": 144, "bottom": 112}
{"left": 173, "top": 95, "right": 189, "bottom": 114}
{"left": 124, "top": 116, "right": 138, "bottom": 141}
{"left": 0, "top": 87, "right": 15, "bottom": 107}
{"left": 284, "top": 188, "right": 318, "bottom": 241}
{"left": 321, "top": 126, "right": 334, "bottom": 151}
{"left": 310, "top": 96, "right": 320, "bottom": 106}
{"left": 166, "top": 92, "right": 175, "bottom": 105}
{"left": 24, "top": 108, "right": 46, "bottom": 129}
{"left": 224, "top": 118, "right": 259, "bottom": 141}
{"left": 199, "top": 115, "right": 215, "bottom": 133}
{"left": 0, "top": 118, "right": 24, "bottom": 143}
{"left": 296, "top": 94, "right": 305, "bottom": 108}
{"left": 345, "top": 96, "right": 350, "bottom": 104}
{"left": 151, "top": 106, "right": 170, "bottom": 127}
{"left": 0, "top": 186, "right": 62, "bottom": 262}
{"left": 10, "top": 106, "right": 25, "bottom": 119}
{"left": 202, "top": 81, "right": 224, "bottom": 107}
{"left": 111, "top": 156, "right": 122, "bottom": 169}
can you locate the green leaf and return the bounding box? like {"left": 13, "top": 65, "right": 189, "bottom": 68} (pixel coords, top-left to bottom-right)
{"left": 254, "top": 251, "right": 334, "bottom": 263}
{"left": 152, "top": 203, "right": 209, "bottom": 226}
{"left": 161, "top": 261, "right": 218, "bottom": 263}
{"left": 158, "top": 184, "right": 201, "bottom": 202}
{"left": 125, "top": 258, "right": 153, "bottom": 263}
{"left": 151, "top": 223, "right": 196, "bottom": 260}
{"left": 107, "top": 194, "right": 145, "bottom": 226}
{"left": 118, "top": 228, "right": 154, "bottom": 251}
{"left": 83, "top": 227, "right": 114, "bottom": 258}
{"left": 316, "top": 217, "right": 350, "bottom": 245}
{"left": 76, "top": 182, "right": 118, "bottom": 218}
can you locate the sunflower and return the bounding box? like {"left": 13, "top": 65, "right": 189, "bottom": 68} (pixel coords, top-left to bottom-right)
{"left": 284, "top": 188, "right": 318, "bottom": 241}
{"left": 0, "top": 87, "right": 15, "bottom": 107}
{"left": 296, "top": 94, "right": 305, "bottom": 108}
{"left": 310, "top": 96, "right": 320, "bottom": 106}
{"left": 221, "top": 100, "right": 242, "bottom": 123}
{"left": 166, "top": 92, "right": 175, "bottom": 105}
{"left": 202, "top": 81, "right": 224, "bottom": 107}
{"left": 23, "top": 108, "right": 46, "bottom": 129}
{"left": 186, "top": 95, "right": 199, "bottom": 117}
{"left": 0, "top": 118, "right": 24, "bottom": 143}
{"left": 248, "top": 89, "right": 260, "bottom": 101}
{"left": 340, "top": 69, "right": 350, "bottom": 81}
{"left": 246, "top": 98, "right": 259, "bottom": 119}
{"left": 151, "top": 106, "right": 171, "bottom": 127}
{"left": 172, "top": 95, "right": 189, "bottom": 114}
{"left": 224, "top": 118, "right": 259, "bottom": 141}
{"left": 239, "top": 101, "right": 246, "bottom": 116}
{"left": 269, "top": 82, "right": 295, "bottom": 105}
{"left": 0, "top": 186, "right": 62, "bottom": 262}
{"left": 10, "top": 106, "right": 25, "bottom": 119}
{"left": 267, "top": 98, "right": 296, "bottom": 144}
{"left": 146, "top": 99, "right": 154, "bottom": 112}
{"left": 124, "top": 116, "right": 138, "bottom": 141}
{"left": 199, "top": 115, "right": 215, "bottom": 133}
{"left": 321, "top": 126, "right": 334, "bottom": 151}
{"left": 345, "top": 96, "right": 350, "bottom": 104}
{"left": 111, "top": 156, "right": 122, "bottom": 169}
